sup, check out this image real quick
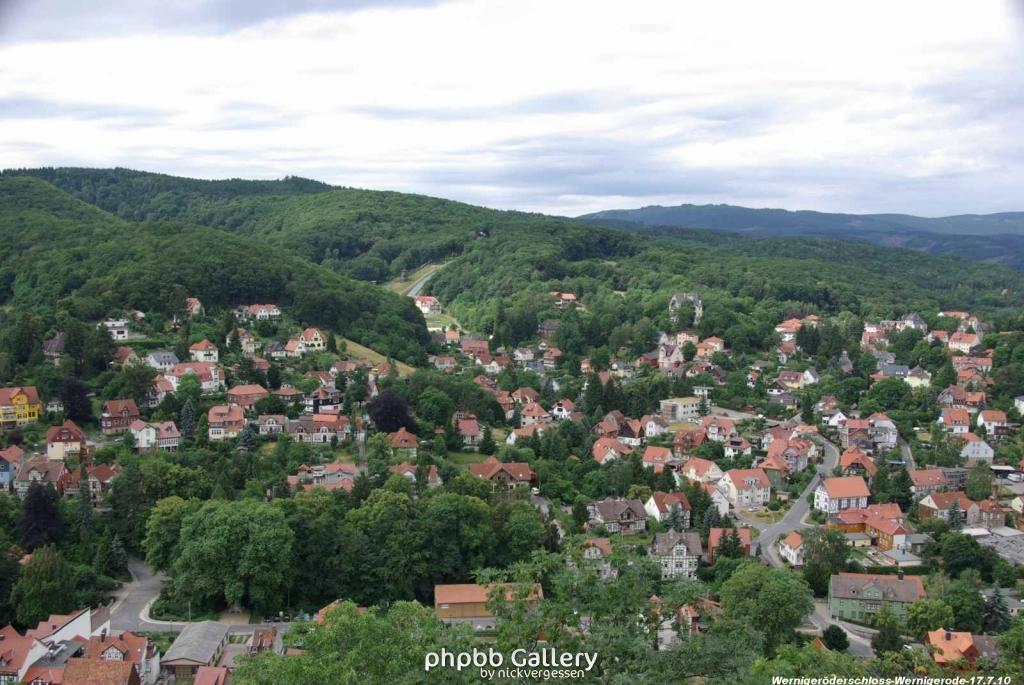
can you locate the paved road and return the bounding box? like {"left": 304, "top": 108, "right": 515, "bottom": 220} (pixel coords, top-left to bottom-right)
{"left": 746, "top": 435, "right": 839, "bottom": 562}
{"left": 736, "top": 436, "right": 875, "bottom": 657}
{"left": 110, "top": 559, "right": 186, "bottom": 633}
{"left": 406, "top": 264, "right": 442, "bottom": 297}
{"left": 898, "top": 438, "right": 916, "bottom": 470}
{"left": 110, "top": 559, "right": 295, "bottom": 636}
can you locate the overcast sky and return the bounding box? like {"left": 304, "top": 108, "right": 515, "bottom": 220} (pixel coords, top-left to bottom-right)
{"left": 1, "top": 0, "right": 1023, "bottom": 216}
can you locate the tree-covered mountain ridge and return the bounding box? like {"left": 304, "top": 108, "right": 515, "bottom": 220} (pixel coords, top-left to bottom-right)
{"left": 579, "top": 203, "right": 1024, "bottom": 269}
{"left": 3, "top": 167, "right": 1023, "bottom": 349}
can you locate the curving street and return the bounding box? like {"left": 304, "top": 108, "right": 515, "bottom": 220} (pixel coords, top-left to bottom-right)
{"left": 735, "top": 435, "right": 876, "bottom": 657}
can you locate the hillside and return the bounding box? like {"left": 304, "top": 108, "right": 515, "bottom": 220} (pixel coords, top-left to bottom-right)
{"left": 4, "top": 167, "right": 1023, "bottom": 360}
{"left": 579, "top": 203, "right": 1024, "bottom": 269}
{"left": 0, "top": 176, "right": 431, "bottom": 363}
{"left": 3, "top": 167, "right": 504, "bottom": 282}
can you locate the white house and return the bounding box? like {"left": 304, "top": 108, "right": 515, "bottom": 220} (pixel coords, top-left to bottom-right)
{"left": 717, "top": 468, "right": 771, "bottom": 508}
{"left": 189, "top": 339, "right": 219, "bottom": 363}
{"left": 102, "top": 319, "right": 129, "bottom": 340}
{"left": 960, "top": 434, "right": 995, "bottom": 465}
{"left": 778, "top": 531, "right": 805, "bottom": 566}
{"left": 679, "top": 457, "right": 723, "bottom": 484}
{"left": 978, "top": 410, "right": 1008, "bottom": 436}
{"left": 814, "top": 476, "right": 869, "bottom": 514}
{"left": 130, "top": 420, "right": 180, "bottom": 452}
{"left": 644, "top": 491, "right": 691, "bottom": 527}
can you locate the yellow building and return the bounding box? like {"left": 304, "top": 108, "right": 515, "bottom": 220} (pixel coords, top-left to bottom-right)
{"left": 0, "top": 386, "right": 42, "bottom": 428}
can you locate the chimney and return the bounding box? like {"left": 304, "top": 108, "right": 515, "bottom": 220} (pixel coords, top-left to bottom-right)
{"left": 897, "top": 570, "right": 904, "bottom": 581}
{"left": 945, "top": 630, "right": 952, "bottom": 641}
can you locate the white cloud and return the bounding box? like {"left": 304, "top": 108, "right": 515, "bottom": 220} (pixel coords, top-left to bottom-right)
{"left": 0, "top": 0, "right": 1021, "bottom": 216}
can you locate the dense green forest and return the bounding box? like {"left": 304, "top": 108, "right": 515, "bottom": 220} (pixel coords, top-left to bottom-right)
{"left": 3, "top": 167, "right": 1022, "bottom": 363}
{"left": 0, "top": 176, "right": 430, "bottom": 363}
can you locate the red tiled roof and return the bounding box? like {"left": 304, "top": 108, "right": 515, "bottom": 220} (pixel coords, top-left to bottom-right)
{"left": 0, "top": 386, "right": 40, "bottom": 405}
{"left": 389, "top": 427, "right": 418, "bottom": 449}
{"left": 821, "top": 476, "right": 869, "bottom": 499}
{"left": 468, "top": 456, "right": 534, "bottom": 482}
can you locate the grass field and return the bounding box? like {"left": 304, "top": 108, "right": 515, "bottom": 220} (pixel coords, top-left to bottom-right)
{"left": 447, "top": 450, "right": 489, "bottom": 467}
{"left": 342, "top": 337, "right": 415, "bottom": 377}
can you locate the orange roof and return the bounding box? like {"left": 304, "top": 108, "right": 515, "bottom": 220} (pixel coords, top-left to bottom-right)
{"left": 909, "top": 469, "right": 946, "bottom": 488}
{"left": 821, "top": 476, "right": 870, "bottom": 499}
{"left": 194, "top": 666, "right": 230, "bottom": 685}
{"left": 724, "top": 468, "right": 771, "bottom": 490}
{"left": 708, "top": 527, "right": 753, "bottom": 549}
{"left": 592, "top": 437, "right": 633, "bottom": 461}
{"left": 781, "top": 531, "right": 803, "bottom": 549}
{"left": 0, "top": 385, "right": 40, "bottom": 405}
{"left": 584, "top": 537, "right": 613, "bottom": 557}
{"left": 649, "top": 491, "right": 690, "bottom": 514}
{"left": 839, "top": 447, "right": 877, "bottom": 477}
{"left": 468, "top": 456, "right": 534, "bottom": 482}
{"left": 190, "top": 339, "right": 217, "bottom": 351}
{"left": 434, "top": 583, "right": 543, "bottom": 606}
{"left": 924, "top": 629, "right": 990, "bottom": 664}
{"left": 389, "top": 427, "right": 418, "bottom": 449}
{"left": 642, "top": 446, "right": 673, "bottom": 465}
{"left": 62, "top": 658, "right": 136, "bottom": 685}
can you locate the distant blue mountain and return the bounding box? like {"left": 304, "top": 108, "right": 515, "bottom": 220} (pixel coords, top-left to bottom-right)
{"left": 578, "top": 204, "right": 1024, "bottom": 269}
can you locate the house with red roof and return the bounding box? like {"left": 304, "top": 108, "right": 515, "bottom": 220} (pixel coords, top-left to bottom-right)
{"left": 46, "top": 420, "right": 87, "bottom": 461}
{"left": 412, "top": 295, "right": 442, "bottom": 315}
{"left": 918, "top": 491, "right": 981, "bottom": 527}
{"left": 14, "top": 456, "right": 70, "bottom": 498}
{"left": 388, "top": 462, "right": 441, "bottom": 488}
{"left": 641, "top": 446, "right": 674, "bottom": 472}
{"left": 814, "top": 476, "right": 869, "bottom": 514}
{"left": 779, "top": 531, "right": 805, "bottom": 566}
{"left": 64, "top": 464, "right": 122, "bottom": 505}
{"left": 519, "top": 402, "right": 551, "bottom": 427}
{"left": 592, "top": 437, "right": 632, "bottom": 465}
{"left": 678, "top": 457, "right": 722, "bottom": 484}
{"left": 0, "top": 386, "right": 43, "bottom": 428}
{"left": 207, "top": 405, "right": 245, "bottom": 441}
{"left": 164, "top": 362, "right": 225, "bottom": 394}
{"left": 706, "top": 527, "right": 752, "bottom": 563}
{"left": 130, "top": 420, "right": 180, "bottom": 452}
{"left": 939, "top": 408, "right": 971, "bottom": 435}
{"left": 468, "top": 456, "right": 535, "bottom": 489}
{"left": 908, "top": 468, "right": 947, "bottom": 496}
{"left": 0, "top": 444, "right": 25, "bottom": 488}
{"left": 100, "top": 400, "right": 140, "bottom": 435}
{"left": 644, "top": 491, "right": 691, "bottom": 527}
{"left": 924, "top": 629, "right": 999, "bottom": 668}
{"left": 977, "top": 409, "right": 1009, "bottom": 438}
{"left": 838, "top": 447, "right": 877, "bottom": 480}
{"left": 225, "top": 384, "right": 270, "bottom": 411}
{"left": 718, "top": 468, "right": 771, "bottom": 508}
{"left": 457, "top": 416, "right": 482, "bottom": 448}
{"left": 81, "top": 631, "right": 159, "bottom": 684}
{"left": 298, "top": 328, "right": 326, "bottom": 352}
{"left": 189, "top": 339, "right": 219, "bottom": 363}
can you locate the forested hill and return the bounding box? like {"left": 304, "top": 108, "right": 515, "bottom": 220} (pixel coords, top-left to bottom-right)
{"left": 3, "top": 167, "right": 511, "bottom": 283}
{"left": 3, "top": 167, "right": 1023, "bottom": 359}
{"left": 579, "top": 203, "right": 1024, "bottom": 270}
{"left": 0, "top": 175, "right": 431, "bottom": 364}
